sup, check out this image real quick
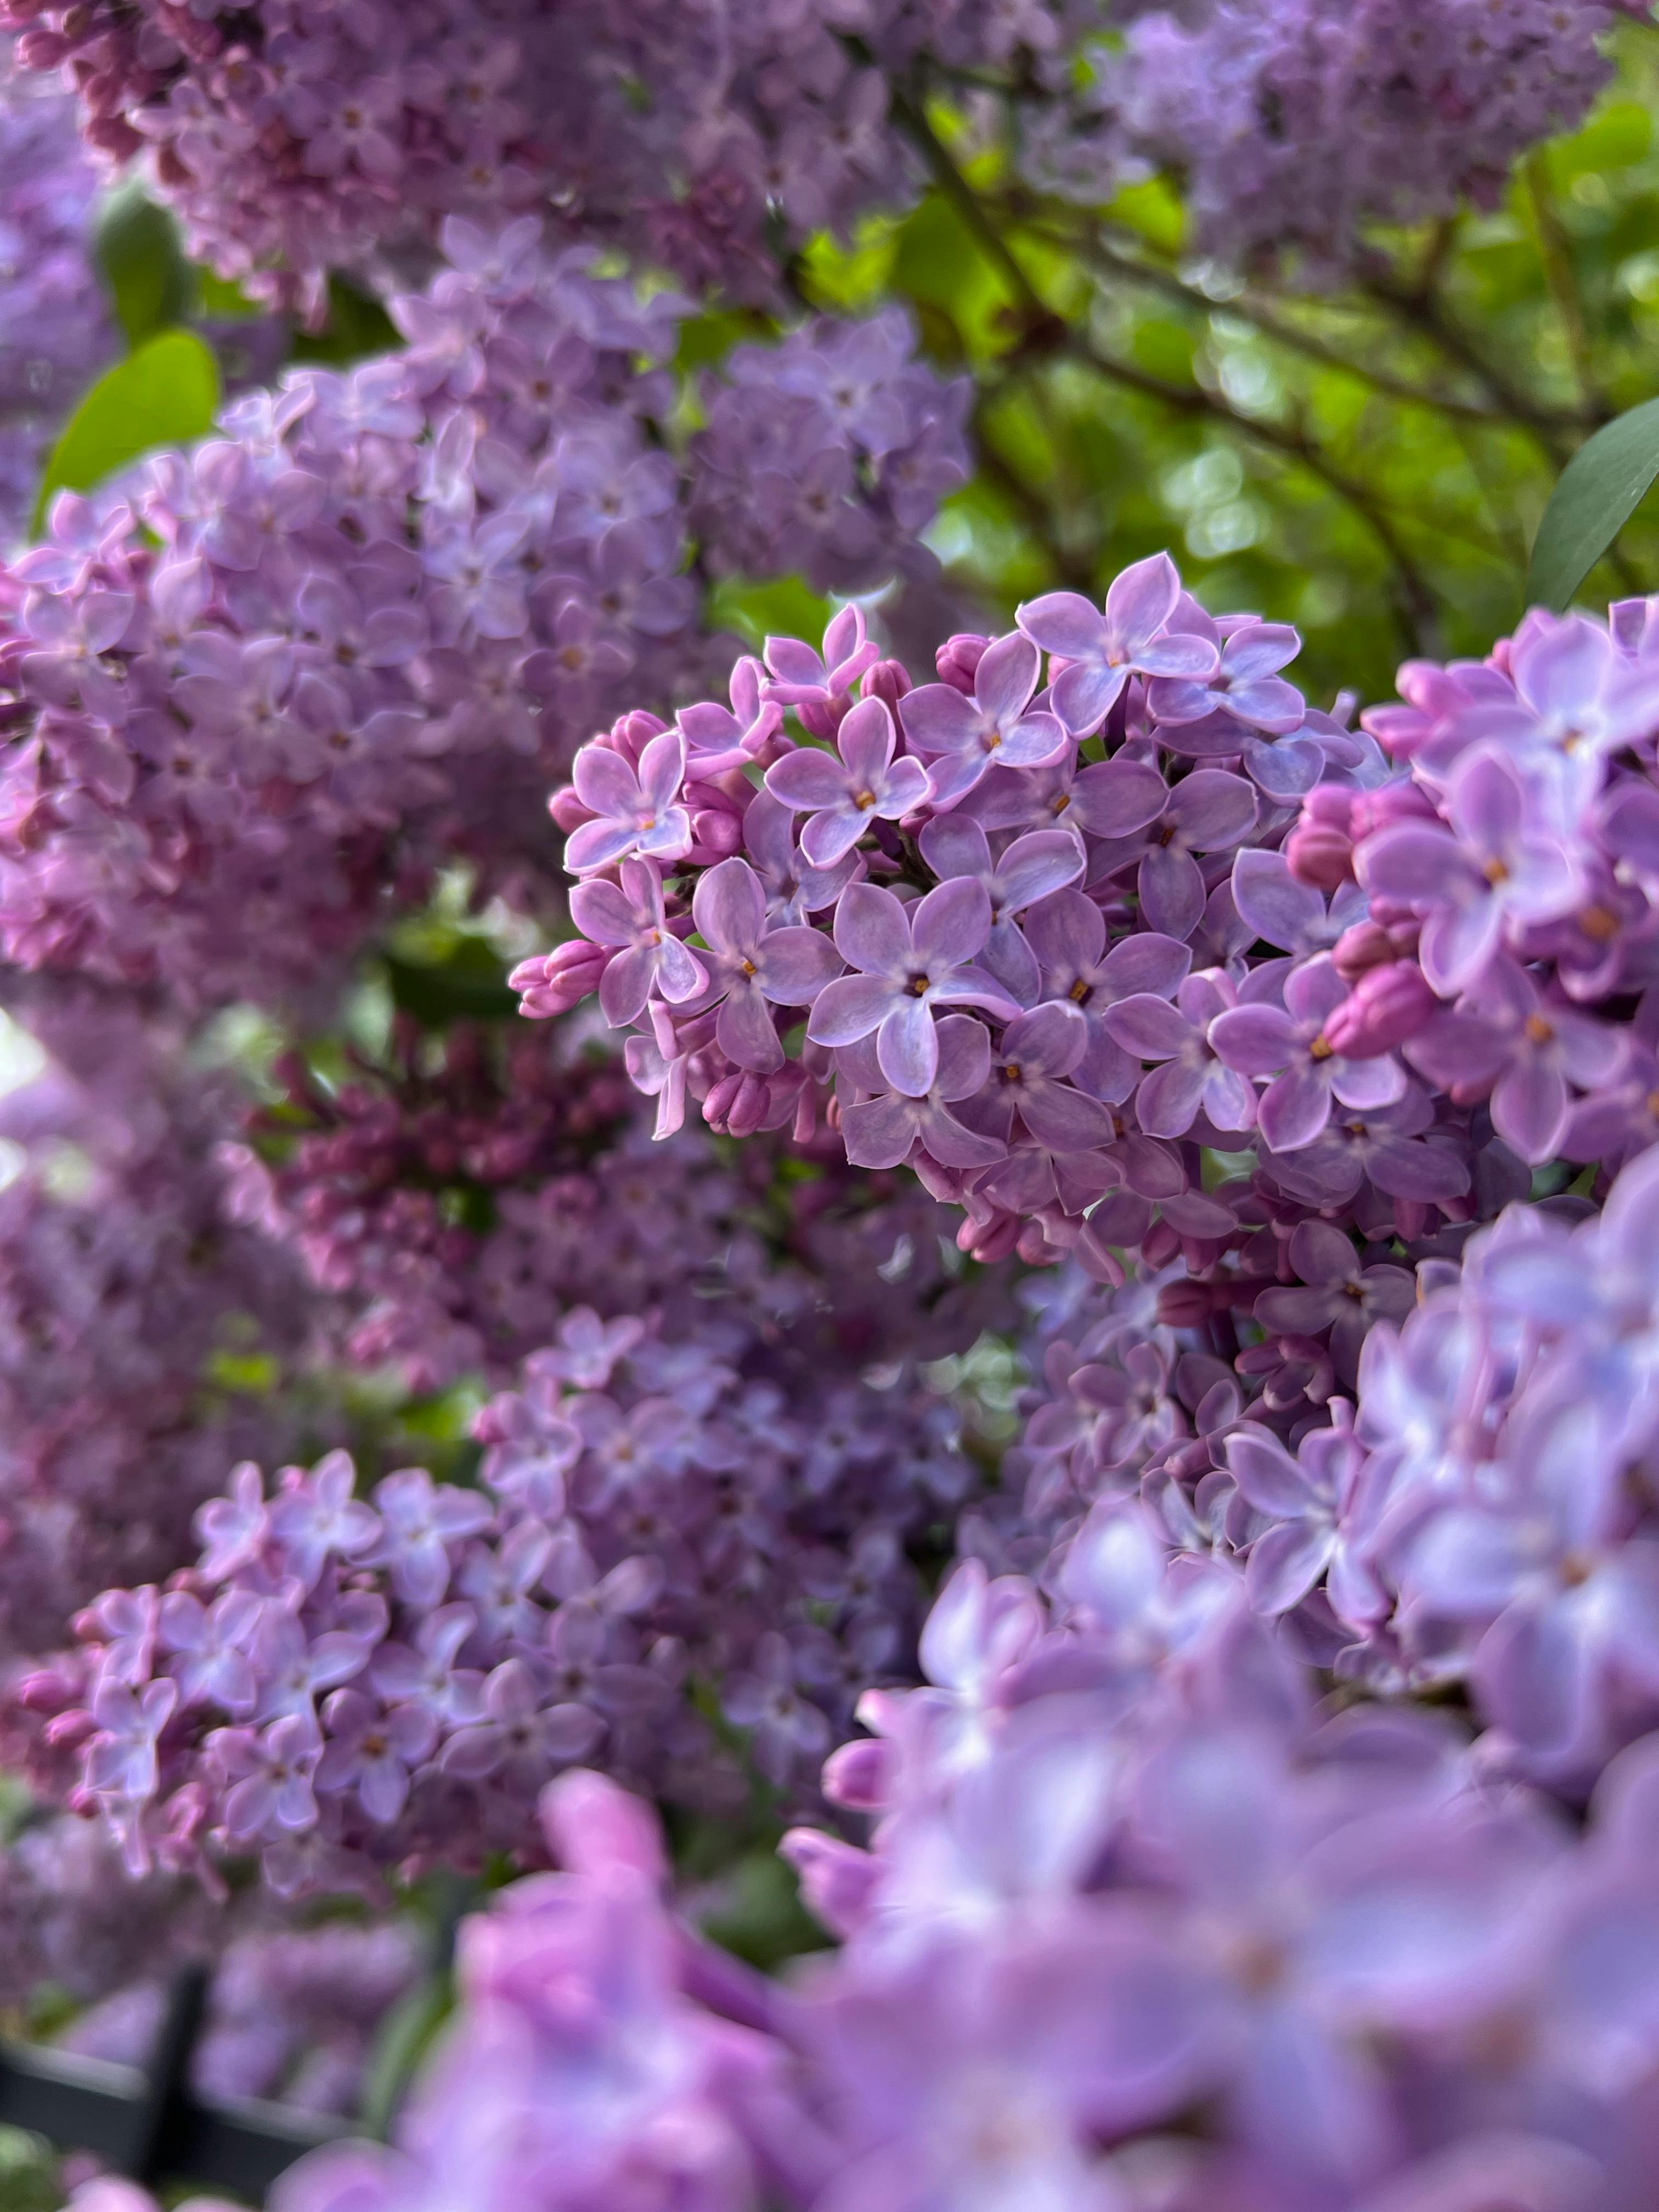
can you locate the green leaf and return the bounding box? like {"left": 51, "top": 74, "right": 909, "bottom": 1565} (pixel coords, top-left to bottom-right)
{"left": 706, "top": 573, "right": 832, "bottom": 651}
{"left": 357, "top": 1972, "right": 454, "bottom": 2140}
{"left": 382, "top": 944, "right": 520, "bottom": 1028}
{"left": 1526, "top": 394, "right": 1659, "bottom": 610}
{"left": 34, "top": 330, "right": 220, "bottom": 532}
{"left": 94, "top": 178, "right": 194, "bottom": 346}
{"left": 195, "top": 266, "right": 266, "bottom": 320}
{"left": 290, "top": 273, "right": 400, "bottom": 365}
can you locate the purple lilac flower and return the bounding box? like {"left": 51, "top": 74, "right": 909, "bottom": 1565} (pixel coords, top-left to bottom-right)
{"left": 809, "top": 881, "right": 1019, "bottom": 1096}
{"left": 1015, "top": 554, "right": 1220, "bottom": 737}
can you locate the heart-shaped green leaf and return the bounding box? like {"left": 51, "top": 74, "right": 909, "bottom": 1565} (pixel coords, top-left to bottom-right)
{"left": 1526, "top": 394, "right": 1659, "bottom": 612}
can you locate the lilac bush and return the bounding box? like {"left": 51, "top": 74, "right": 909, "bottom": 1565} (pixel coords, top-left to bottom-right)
{"left": 14, "top": 4, "right": 1659, "bottom": 2202}
{"left": 1044, "top": 0, "right": 1647, "bottom": 279}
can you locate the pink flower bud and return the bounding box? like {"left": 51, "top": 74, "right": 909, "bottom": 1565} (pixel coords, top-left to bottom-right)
{"left": 1332, "top": 918, "right": 1419, "bottom": 981}
{"left": 509, "top": 942, "right": 608, "bottom": 1019}
{"left": 1323, "top": 962, "right": 1436, "bottom": 1057}
{"left": 862, "top": 659, "right": 912, "bottom": 710}
{"left": 1351, "top": 781, "right": 1437, "bottom": 839}
{"left": 703, "top": 1071, "right": 770, "bottom": 1138}
{"left": 778, "top": 1828, "right": 881, "bottom": 1939}
{"left": 548, "top": 784, "right": 591, "bottom": 833}
{"left": 1285, "top": 786, "right": 1356, "bottom": 890}
{"left": 957, "top": 1208, "right": 1022, "bottom": 1264}
{"left": 690, "top": 807, "right": 742, "bottom": 857}
{"left": 936, "top": 633, "right": 990, "bottom": 694}
{"left": 822, "top": 1736, "right": 891, "bottom": 1812}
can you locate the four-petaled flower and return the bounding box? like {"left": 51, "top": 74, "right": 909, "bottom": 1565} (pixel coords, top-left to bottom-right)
{"left": 686, "top": 856, "right": 844, "bottom": 1073}
{"left": 899, "top": 631, "right": 1069, "bottom": 806}
{"left": 565, "top": 730, "right": 693, "bottom": 873}
{"left": 764, "top": 696, "right": 929, "bottom": 867}
{"left": 1016, "top": 553, "right": 1219, "bottom": 738}
{"left": 809, "top": 880, "right": 1020, "bottom": 1096}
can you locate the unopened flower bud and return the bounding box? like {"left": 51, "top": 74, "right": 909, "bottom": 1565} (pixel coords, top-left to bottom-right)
{"left": 862, "top": 659, "right": 912, "bottom": 710}
{"left": 1323, "top": 962, "right": 1436, "bottom": 1058}
{"left": 936, "top": 633, "right": 990, "bottom": 694}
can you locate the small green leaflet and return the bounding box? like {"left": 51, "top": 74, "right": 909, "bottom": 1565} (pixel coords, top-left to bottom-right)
{"left": 33, "top": 330, "right": 221, "bottom": 534}
{"left": 1526, "top": 394, "right": 1659, "bottom": 612}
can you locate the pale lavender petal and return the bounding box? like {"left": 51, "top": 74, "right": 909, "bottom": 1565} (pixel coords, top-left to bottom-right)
{"left": 877, "top": 997, "right": 940, "bottom": 1097}
{"left": 764, "top": 748, "right": 850, "bottom": 811}
{"left": 841, "top": 1096, "right": 922, "bottom": 1170}
{"left": 1135, "top": 1057, "right": 1207, "bottom": 1137}
{"left": 1104, "top": 551, "right": 1181, "bottom": 652}
{"left": 974, "top": 631, "right": 1040, "bottom": 723}
{"left": 899, "top": 682, "right": 978, "bottom": 756}
{"left": 1103, "top": 995, "right": 1193, "bottom": 1060}
{"left": 998, "top": 831, "right": 1085, "bottom": 910}
{"left": 1068, "top": 760, "right": 1168, "bottom": 838}
{"left": 1016, "top": 590, "right": 1106, "bottom": 659}
{"left": 692, "top": 857, "right": 765, "bottom": 958}
{"left": 1491, "top": 1057, "right": 1569, "bottom": 1163}
{"left": 1051, "top": 659, "right": 1128, "bottom": 738}
{"left": 912, "top": 876, "right": 992, "bottom": 965}
{"left": 754, "top": 927, "right": 843, "bottom": 1003}
{"left": 799, "top": 805, "right": 868, "bottom": 869}
{"left": 808, "top": 972, "right": 895, "bottom": 1046}
{"left": 1138, "top": 843, "right": 1206, "bottom": 939}
{"left": 716, "top": 988, "right": 785, "bottom": 1074}
{"left": 838, "top": 696, "right": 897, "bottom": 786}
{"left": 996, "top": 711, "right": 1070, "bottom": 767}
{"left": 1168, "top": 770, "right": 1256, "bottom": 848}
{"left": 1257, "top": 1060, "right": 1334, "bottom": 1152}
{"left": 1209, "top": 1003, "right": 1299, "bottom": 1075}
{"left": 934, "top": 1014, "right": 993, "bottom": 1099}
{"left": 1247, "top": 1523, "right": 1335, "bottom": 1616}
{"left": 1020, "top": 1083, "right": 1119, "bottom": 1152}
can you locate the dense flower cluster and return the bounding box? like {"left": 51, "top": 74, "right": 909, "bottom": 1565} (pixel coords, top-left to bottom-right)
{"left": 0, "top": 219, "right": 966, "bottom": 1009}
{"left": 535, "top": 567, "right": 1659, "bottom": 1277}
{"left": 0, "top": 37, "right": 119, "bottom": 547}
{"left": 9, "top": 1233, "right": 1008, "bottom": 1891}
{"left": 222, "top": 1012, "right": 1007, "bottom": 1396}
{"left": 0, "top": 0, "right": 1087, "bottom": 311}
{"left": 1041, "top": 0, "right": 1643, "bottom": 276}
{"left": 5, "top": 0, "right": 1637, "bottom": 314}
{"left": 225, "top": 1583, "right": 1659, "bottom": 2212}
{"left": 1290, "top": 594, "right": 1659, "bottom": 1174}
{"left": 0, "top": 986, "right": 314, "bottom": 1656}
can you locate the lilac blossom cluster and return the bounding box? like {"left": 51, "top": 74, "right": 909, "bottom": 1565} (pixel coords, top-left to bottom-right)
{"left": 1040, "top": 0, "right": 1644, "bottom": 276}
{"left": 1177, "top": 1146, "right": 1659, "bottom": 1796}
{"left": 525, "top": 554, "right": 1426, "bottom": 1265}
{"left": 1285, "top": 595, "right": 1659, "bottom": 1178}
{"left": 533, "top": 564, "right": 1659, "bottom": 1274}
{"left": 220, "top": 1014, "right": 1008, "bottom": 1397}
{"left": 8, "top": 1276, "right": 996, "bottom": 1893}
{"left": 0, "top": 36, "right": 119, "bottom": 548}
{"left": 233, "top": 1574, "right": 1659, "bottom": 2212}
{"left": 0, "top": 218, "right": 966, "bottom": 1009}
{"left": 6, "top": 0, "right": 1635, "bottom": 317}
{"left": 0, "top": 0, "right": 1087, "bottom": 312}
{"left": 0, "top": 985, "right": 314, "bottom": 1657}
